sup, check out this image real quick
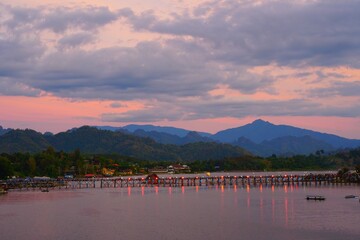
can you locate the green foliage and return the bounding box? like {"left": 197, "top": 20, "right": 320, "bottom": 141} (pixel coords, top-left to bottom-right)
{"left": 1, "top": 141, "right": 360, "bottom": 179}
{"left": 0, "top": 129, "right": 51, "bottom": 153}
{"left": 0, "top": 126, "right": 249, "bottom": 162}
{"left": 0, "top": 156, "right": 13, "bottom": 179}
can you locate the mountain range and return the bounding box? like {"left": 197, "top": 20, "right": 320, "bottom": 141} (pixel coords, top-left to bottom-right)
{"left": 0, "top": 126, "right": 248, "bottom": 161}
{"left": 96, "top": 119, "right": 360, "bottom": 156}
{"left": 1, "top": 119, "right": 360, "bottom": 158}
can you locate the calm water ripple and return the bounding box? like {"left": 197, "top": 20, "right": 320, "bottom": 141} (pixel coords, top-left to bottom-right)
{"left": 1, "top": 183, "right": 359, "bottom": 240}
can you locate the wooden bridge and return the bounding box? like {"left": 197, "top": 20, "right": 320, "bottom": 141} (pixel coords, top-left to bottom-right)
{"left": 1, "top": 173, "right": 353, "bottom": 192}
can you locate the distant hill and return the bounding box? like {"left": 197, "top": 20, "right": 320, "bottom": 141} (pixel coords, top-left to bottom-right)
{"left": 0, "top": 126, "right": 12, "bottom": 136}
{"left": 131, "top": 129, "right": 215, "bottom": 145}
{"left": 0, "top": 126, "right": 248, "bottom": 161}
{"left": 94, "top": 120, "right": 360, "bottom": 156}
{"left": 96, "top": 124, "right": 212, "bottom": 138}
{"left": 0, "top": 129, "right": 51, "bottom": 153}
{"left": 233, "top": 135, "right": 334, "bottom": 157}
{"left": 2, "top": 119, "right": 360, "bottom": 158}
{"left": 213, "top": 119, "right": 360, "bottom": 149}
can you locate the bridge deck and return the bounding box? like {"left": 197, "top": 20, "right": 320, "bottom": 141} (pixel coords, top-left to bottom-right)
{"left": 2, "top": 174, "right": 354, "bottom": 191}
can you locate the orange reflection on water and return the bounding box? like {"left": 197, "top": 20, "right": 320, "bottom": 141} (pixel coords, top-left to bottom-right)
{"left": 141, "top": 186, "right": 144, "bottom": 196}
{"left": 246, "top": 184, "right": 250, "bottom": 193}
{"left": 168, "top": 187, "right": 172, "bottom": 195}
{"left": 233, "top": 184, "right": 237, "bottom": 192}
{"left": 271, "top": 185, "right": 275, "bottom": 192}
{"left": 285, "top": 198, "right": 288, "bottom": 226}
{"left": 196, "top": 186, "right": 199, "bottom": 192}
{"left": 284, "top": 185, "right": 288, "bottom": 193}
{"left": 127, "top": 187, "right": 131, "bottom": 196}
{"left": 260, "top": 198, "right": 264, "bottom": 222}
{"left": 221, "top": 185, "right": 224, "bottom": 193}
{"left": 259, "top": 184, "right": 263, "bottom": 193}
{"left": 155, "top": 186, "right": 159, "bottom": 195}
{"left": 181, "top": 186, "right": 185, "bottom": 194}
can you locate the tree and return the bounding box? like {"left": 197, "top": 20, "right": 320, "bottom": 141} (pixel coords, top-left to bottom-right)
{"left": 27, "top": 156, "right": 37, "bottom": 176}
{"left": 355, "top": 164, "right": 360, "bottom": 174}
{"left": 0, "top": 156, "right": 13, "bottom": 179}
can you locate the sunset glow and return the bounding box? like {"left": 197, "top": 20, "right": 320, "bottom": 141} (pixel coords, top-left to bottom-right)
{"left": 1, "top": 0, "right": 360, "bottom": 138}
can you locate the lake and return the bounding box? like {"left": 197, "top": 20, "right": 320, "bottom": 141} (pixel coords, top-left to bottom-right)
{"left": 0, "top": 176, "right": 359, "bottom": 240}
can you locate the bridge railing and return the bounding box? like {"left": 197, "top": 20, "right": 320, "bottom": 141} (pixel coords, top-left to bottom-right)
{"left": 2, "top": 173, "right": 357, "bottom": 191}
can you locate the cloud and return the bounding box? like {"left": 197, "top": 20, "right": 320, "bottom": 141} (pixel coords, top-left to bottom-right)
{"left": 1, "top": 4, "right": 119, "bottom": 33}
{"left": 309, "top": 81, "right": 360, "bottom": 97}
{"left": 101, "top": 96, "right": 360, "bottom": 123}
{"left": 0, "top": 36, "right": 45, "bottom": 78}
{"left": 121, "top": 0, "right": 360, "bottom": 67}
{"left": 1, "top": 1, "right": 360, "bottom": 124}
{"left": 57, "top": 32, "right": 96, "bottom": 49}
{"left": 0, "top": 77, "right": 41, "bottom": 97}
{"left": 25, "top": 39, "right": 271, "bottom": 101}
{"left": 110, "top": 102, "right": 127, "bottom": 108}
{"left": 38, "top": 6, "right": 118, "bottom": 33}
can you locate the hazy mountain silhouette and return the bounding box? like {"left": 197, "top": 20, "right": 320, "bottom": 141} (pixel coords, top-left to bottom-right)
{"left": 213, "top": 119, "right": 360, "bottom": 149}
{"left": 233, "top": 135, "right": 334, "bottom": 157}
{"left": 96, "top": 124, "right": 212, "bottom": 138}
{"left": 1, "top": 119, "right": 359, "bottom": 157}
{"left": 95, "top": 119, "right": 360, "bottom": 156}
{"left": 0, "top": 126, "right": 12, "bottom": 136}
{"left": 0, "top": 126, "right": 248, "bottom": 161}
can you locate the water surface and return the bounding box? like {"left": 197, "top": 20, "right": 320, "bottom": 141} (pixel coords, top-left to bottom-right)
{"left": 0, "top": 183, "right": 359, "bottom": 240}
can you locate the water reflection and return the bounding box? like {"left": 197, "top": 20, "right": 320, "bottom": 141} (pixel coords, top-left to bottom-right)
{"left": 1, "top": 184, "right": 359, "bottom": 240}
{"left": 272, "top": 198, "right": 276, "bottom": 224}
{"left": 285, "top": 197, "right": 288, "bottom": 226}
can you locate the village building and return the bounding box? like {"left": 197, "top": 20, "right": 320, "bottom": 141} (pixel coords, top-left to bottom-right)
{"left": 168, "top": 164, "right": 191, "bottom": 173}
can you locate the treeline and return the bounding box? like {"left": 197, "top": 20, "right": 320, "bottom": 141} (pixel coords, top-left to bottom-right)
{"left": 189, "top": 154, "right": 335, "bottom": 172}
{"left": 1, "top": 147, "right": 360, "bottom": 179}
{"left": 0, "top": 126, "right": 248, "bottom": 161}
{"left": 0, "top": 147, "right": 184, "bottom": 179}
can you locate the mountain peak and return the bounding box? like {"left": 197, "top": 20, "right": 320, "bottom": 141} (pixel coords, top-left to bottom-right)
{"left": 251, "top": 119, "right": 272, "bottom": 125}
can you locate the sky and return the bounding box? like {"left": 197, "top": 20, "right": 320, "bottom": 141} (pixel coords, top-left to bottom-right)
{"left": 1, "top": 0, "right": 360, "bottom": 138}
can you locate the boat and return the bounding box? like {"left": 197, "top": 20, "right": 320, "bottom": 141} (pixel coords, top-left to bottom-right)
{"left": 345, "top": 195, "right": 359, "bottom": 199}
{"left": 306, "top": 195, "right": 325, "bottom": 201}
